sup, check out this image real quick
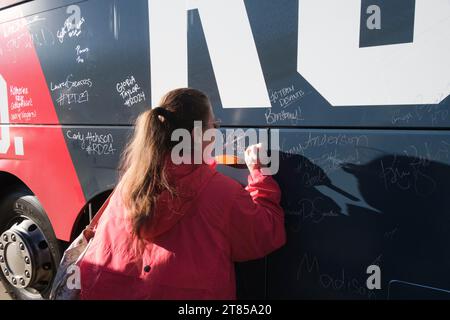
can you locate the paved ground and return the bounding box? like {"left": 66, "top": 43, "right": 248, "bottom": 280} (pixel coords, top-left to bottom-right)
{"left": 0, "top": 281, "right": 11, "bottom": 300}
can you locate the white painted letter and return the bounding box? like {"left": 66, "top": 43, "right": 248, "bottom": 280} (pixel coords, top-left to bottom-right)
{"left": 149, "top": 0, "right": 270, "bottom": 108}
{"left": 0, "top": 75, "right": 10, "bottom": 154}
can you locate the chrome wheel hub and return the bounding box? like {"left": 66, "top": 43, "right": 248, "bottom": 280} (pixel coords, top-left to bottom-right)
{"left": 0, "top": 219, "right": 53, "bottom": 291}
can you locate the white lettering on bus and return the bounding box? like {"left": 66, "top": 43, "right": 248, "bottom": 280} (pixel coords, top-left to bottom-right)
{"left": 297, "top": 0, "right": 450, "bottom": 106}
{"left": 148, "top": 0, "right": 271, "bottom": 109}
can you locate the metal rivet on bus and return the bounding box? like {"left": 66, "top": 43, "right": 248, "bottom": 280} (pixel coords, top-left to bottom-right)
{"left": 19, "top": 242, "right": 25, "bottom": 250}
{"left": 0, "top": 255, "right": 3, "bottom": 263}
{"left": 24, "top": 257, "right": 30, "bottom": 264}
{"left": 19, "top": 278, "right": 25, "bottom": 286}
{"left": 12, "top": 278, "right": 17, "bottom": 285}
{"left": 2, "top": 234, "right": 7, "bottom": 241}
{"left": 10, "top": 234, "right": 16, "bottom": 242}
{"left": 3, "top": 269, "right": 9, "bottom": 276}
{"left": 25, "top": 270, "right": 30, "bottom": 278}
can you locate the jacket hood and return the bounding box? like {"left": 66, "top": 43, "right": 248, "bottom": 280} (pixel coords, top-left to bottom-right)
{"left": 124, "top": 160, "right": 216, "bottom": 241}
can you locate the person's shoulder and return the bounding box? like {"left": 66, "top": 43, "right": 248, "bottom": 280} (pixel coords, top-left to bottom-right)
{"left": 209, "top": 169, "right": 244, "bottom": 192}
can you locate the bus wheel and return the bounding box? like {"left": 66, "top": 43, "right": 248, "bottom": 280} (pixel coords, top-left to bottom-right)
{"left": 0, "top": 188, "right": 61, "bottom": 300}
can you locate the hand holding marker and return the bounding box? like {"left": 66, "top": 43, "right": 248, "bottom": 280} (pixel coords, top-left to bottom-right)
{"left": 215, "top": 134, "right": 359, "bottom": 202}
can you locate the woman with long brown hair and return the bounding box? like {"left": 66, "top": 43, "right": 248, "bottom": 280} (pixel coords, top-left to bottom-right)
{"left": 79, "top": 88, "right": 285, "bottom": 299}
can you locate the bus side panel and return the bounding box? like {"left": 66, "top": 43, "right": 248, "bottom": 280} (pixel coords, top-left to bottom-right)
{"left": 0, "top": 8, "right": 85, "bottom": 241}
{"left": 61, "top": 126, "right": 129, "bottom": 201}
{"left": 268, "top": 129, "right": 450, "bottom": 299}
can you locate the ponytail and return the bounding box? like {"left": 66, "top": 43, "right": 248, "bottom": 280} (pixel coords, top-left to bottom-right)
{"left": 119, "top": 107, "right": 177, "bottom": 238}
{"left": 119, "top": 88, "right": 211, "bottom": 239}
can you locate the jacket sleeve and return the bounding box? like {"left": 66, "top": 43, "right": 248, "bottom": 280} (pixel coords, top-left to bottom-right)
{"left": 228, "top": 168, "right": 286, "bottom": 262}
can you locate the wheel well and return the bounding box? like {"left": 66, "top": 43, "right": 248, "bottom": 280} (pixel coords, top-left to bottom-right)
{"left": 70, "top": 189, "right": 113, "bottom": 241}
{"left": 0, "top": 172, "right": 32, "bottom": 200}
{"left": 0, "top": 171, "right": 66, "bottom": 256}
{"left": 0, "top": 171, "right": 113, "bottom": 243}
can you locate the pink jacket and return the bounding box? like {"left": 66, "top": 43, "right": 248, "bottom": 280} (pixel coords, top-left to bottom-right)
{"left": 79, "top": 162, "right": 285, "bottom": 299}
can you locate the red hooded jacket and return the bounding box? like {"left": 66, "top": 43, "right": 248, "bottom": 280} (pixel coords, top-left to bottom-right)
{"left": 79, "top": 162, "right": 285, "bottom": 300}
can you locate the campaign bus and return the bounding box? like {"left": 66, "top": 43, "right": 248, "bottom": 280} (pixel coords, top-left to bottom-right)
{"left": 0, "top": 0, "right": 450, "bottom": 299}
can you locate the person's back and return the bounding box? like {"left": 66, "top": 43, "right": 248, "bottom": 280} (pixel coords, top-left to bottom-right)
{"left": 79, "top": 88, "right": 285, "bottom": 300}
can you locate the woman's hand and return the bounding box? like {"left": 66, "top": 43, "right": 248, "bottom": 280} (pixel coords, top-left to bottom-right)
{"left": 245, "top": 143, "right": 264, "bottom": 172}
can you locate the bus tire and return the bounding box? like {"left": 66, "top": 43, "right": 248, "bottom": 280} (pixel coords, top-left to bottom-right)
{"left": 0, "top": 188, "right": 62, "bottom": 300}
